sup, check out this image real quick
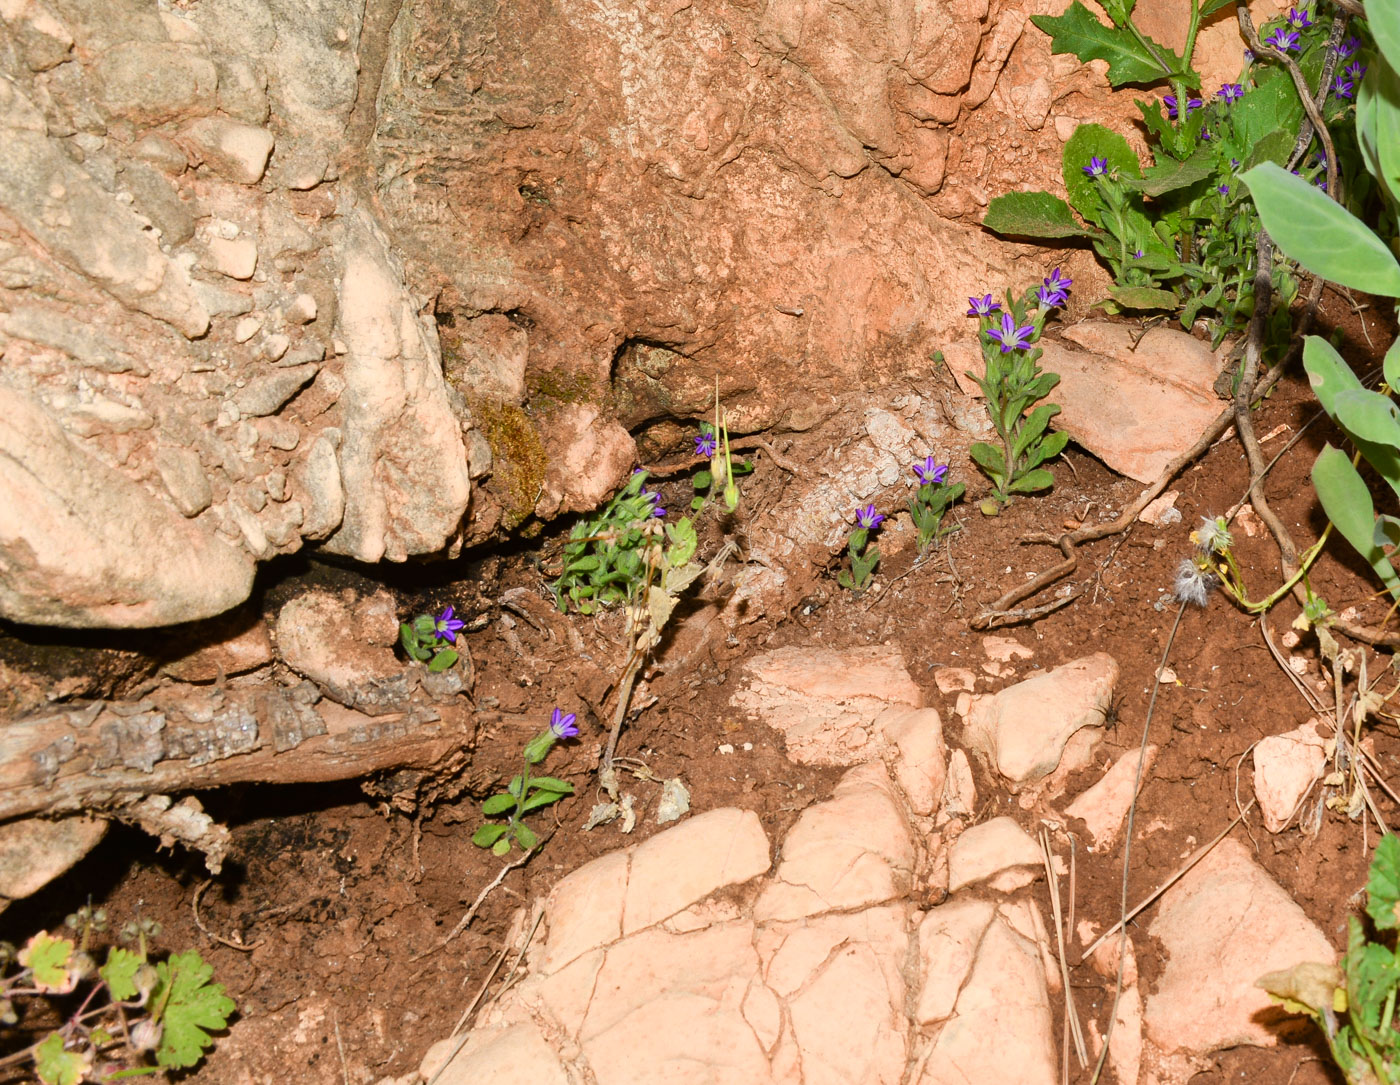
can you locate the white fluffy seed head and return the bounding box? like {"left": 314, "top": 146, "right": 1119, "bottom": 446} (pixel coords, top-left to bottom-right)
{"left": 1173, "top": 557, "right": 1216, "bottom": 607}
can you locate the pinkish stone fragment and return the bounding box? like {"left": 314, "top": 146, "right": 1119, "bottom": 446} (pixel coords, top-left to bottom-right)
{"left": 1253, "top": 722, "right": 1328, "bottom": 833}
{"left": 1065, "top": 745, "right": 1158, "bottom": 850}
{"left": 946, "top": 815, "right": 1042, "bottom": 893}
{"left": 1145, "top": 838, "right": 1336, "bottom": 1053}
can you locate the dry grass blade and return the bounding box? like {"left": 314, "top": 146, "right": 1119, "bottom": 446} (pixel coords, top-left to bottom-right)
{"left": 1040, "top": 827, "right": 1087, "bottom": 1073}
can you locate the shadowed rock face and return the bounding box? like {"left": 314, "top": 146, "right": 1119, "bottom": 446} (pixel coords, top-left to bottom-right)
{"left": 0, "top": 0, "right": 1239, "bottom": 628}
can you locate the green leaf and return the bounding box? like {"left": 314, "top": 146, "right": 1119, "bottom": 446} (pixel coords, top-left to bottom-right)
{"left": 1240, "top": 130, "right": 1296, "bottom": 172}
{"left": 1241, "top": 163, "right": 1400, "bottom": 296}
{"left": 1303, "top": 336, "right": 1366, "bottom": 419}
{"left": 1334, "top": 388, "right": 1400, "bottom": 447}
{"left": 515, "top": 823, "right": 539, "bottom": 851}
{"left": 1231, "top": 77, "right": 1305, "bottom": 161}
{"left": 472, "top": 823, "right": 508, "bottom": 847}
{"left": 982, "top": 191, "right": 1097, "bottom": 239}
{"left": 20, "top": 932, "right": 76, "bottom": 994}
{"left": 969, "top": 441, "right": 1006, "bottom": 477}
{"left": 427, "top": 648, "right": 458, "bottom": 673}
{"left": 1198, "top": 0, "right": 1235, "bottom": 15}
{"left": 151, "top": 950, "right": 235, "bottom": 1070}
{"left": 1372, "top": 62, "right": 1400, "bottom": 209}
{"left": 34, "top": 1034, "right": 88, "bottom": 1085}
{"left": 480, "top": 793, "right": 515, "bottom": 816}
{"left": 526, "top": 776, "right": 575, "bottom": 794}
{"left": 1032, "top": 429, "right": 1071, "bottom": 466}
{"left": 1063, "top": 123, "right": 1142, "bottom": 225}
{"left": 1369, "top": 3, "right": 1400, "bottom": 75}
{"left": 1312, "top": 444, "right": 1400, "bottom": 599}
{"left": 1109, "top": 285, "right": 1179, "bottom": 309}
{"left": 1030, "top": 3, "right": 1178, "bottom": 86}
{"left": 101, "top": 946, "right": 144, "bottom": 1001}
{"left": 520, "top": 789, "right": 569, "bottom": 814}
{"left": 1123, "top": 151, "right": 1214, "bottom": 196}
{"left": 1367, "top": 834, "right": 1400, "bottom": 931}
{"left": 1008, "top": 467, "right": 1056, "bottom": 493}
{"left": 1385, "top": 340, "right": 1400, "bottom": 393}
{"left": 492, "top": 838, "right": 511, "bottom": 856}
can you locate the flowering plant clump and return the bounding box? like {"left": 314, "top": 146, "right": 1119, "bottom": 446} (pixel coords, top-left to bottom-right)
{"left": 908, "top": 456, "right": 965, "bottom": 554}
{"left": 837, "top": 504, "right": 884, "bottom": 592}
{"left": 551, "top": 470, "right": 668, "bottom": 614}
{"left": 986, "top": 0, "right": 1365, "bottom": 347}
{"left": 964, "top": 279, "right": 1069, "bottom": 506}
{"left": 689, "top": 418, "right": 753, "bottom": 515}
{"left": 399, "top": 605, "right": 465, "bottom": 673}
{"left": 473, "top": 707, "right": 579, "bottom": 856}
{"left": 1, "top": 907, "right": 235, "bottom": 1083}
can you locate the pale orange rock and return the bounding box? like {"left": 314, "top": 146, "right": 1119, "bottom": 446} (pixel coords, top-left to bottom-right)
{"left": 963, "top": 653, "right": 1119, "bottom": 790}
{"left": 915, "top": 898, "right": 996, "bottom": 1024}
{"left": 947, "top": 815, "right": 1042, "bottom": 893}
{"left": 982, "top": 634, "right": 1032, "bottom": 662}
{"left": 1065, "top": 745, "right": 1158, "bottom": 850}
{"left": 1253, "top": 722, "right": 1328, "bottom": 833}
{"left": 877, "top": 706, "right": 947, "bottom": 817}
{"left": 932, "top": 666, "right": 976, "bottom": 694}
{"left": 941, "top": 748, "right": 977, "bottom": 820}
{"left": 1145, "top": 838, "right": 1336, "bottom": 1053}
{"left": 161, "top": 614, "right": 273, "bottom": 681}
{"left": 421, "top": 1022, "right": 569, "bottom": 1085}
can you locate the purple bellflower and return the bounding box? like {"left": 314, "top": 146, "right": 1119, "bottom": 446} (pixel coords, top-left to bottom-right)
{"left": 695, "top": 430, "right": 717, "bottom": 457}
{"left": 1037, "top": 284, "right": 1067, "bottom": 309}
{"left": 1264, "top": 27, "right": 1300, "bottom": 51}
{"left": 1333, "top": 75, "right": 1354, "bottom": 100}
{"left": 1337, "top": 36, "right": 1361, "bottom": 59}
{"left": 985, "top": 311, "right": 1036, "bottom": 353}
{"left": 433, "top": 606, "right": 466, "bottom": 644}
{"left": 856, "top": 505, "right": 885, "bottom": 530}
{"left": 966, "top": 293, "right": 1000, "bottom": 317}
{"left": 913, "top": 456, "right": 949, "bottom": 485}
{"left": 1346, "top": 60, "right": 1366, "bottom": 80}
{"left": 1286, "top": 6, "right": 1312, "bottom": 29}
{"left": 1164, "top": 94, "right": 1202, "bottom": 118}
{"left": 1083, "top": 156, "right": 1109, "bottom": 177}
{"left": 549, "top": 707, "right": 579, "bottom": 740}
{"left": 1044, "top": 267, "right": 1072, "bottom": 294}
{"left": 1217, "top": 83, "right": 1244, "bottom": 103}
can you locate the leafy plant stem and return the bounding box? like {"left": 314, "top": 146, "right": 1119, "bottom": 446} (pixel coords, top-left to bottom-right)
{"left": 1181, "top": 0, "right": 1202, "bottom": 79}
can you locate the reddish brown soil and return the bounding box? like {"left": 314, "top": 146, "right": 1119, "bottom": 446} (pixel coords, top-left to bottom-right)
{"left": 6, "top": 292, "right": 1399, "bottom": 1085}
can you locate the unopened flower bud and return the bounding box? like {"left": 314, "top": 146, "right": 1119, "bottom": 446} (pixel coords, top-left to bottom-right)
{"left": 133, "top": 963, "right": 159, "bottom": 1001}
{"left": 69, "top": 951, "right": 96, "bottom": 982}
{"left": 130, "top": 1018, "right": 163, "bottom": 1052}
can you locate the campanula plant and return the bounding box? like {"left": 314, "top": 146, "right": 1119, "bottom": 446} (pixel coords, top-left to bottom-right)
{"left": 473, "top": 707, "right": 578, "bottom": 856}
{"left": 551, "top": 469, "right": 667, "bottom": 614}
{"left": 400, "top": 606, "right": 465, "bottom": 672}
{"left": 837, "top": 504, "right": 884, "bottom": 592}
{"left": 689, "top": 419, "right": 753, "bottom": 514}
{"left": 908, "top": 457, "right": 964, "bottom": 555}
{"left": 965, "top": 278, "right": 1070, "bottom": 506}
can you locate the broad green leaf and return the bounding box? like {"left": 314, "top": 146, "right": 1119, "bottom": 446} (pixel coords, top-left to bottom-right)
{"left": 1334, "top": 388, "right": 1400, "bottom": 447}
{"left": 101, "top": 946, "right": 144, "bottom": 1002}
{"left": 1367, "top": 834, "right": 1400, "bottom": 932}
{"left": 1030, "top": 429, "right": 1071, "bottom": 467}
{"left": 1099, "top": 0, "right": 1134, "bottom": 27}
{"left": 527, "top": 776, "right": 575, "bottom": 794}
{"left": 515, "top": 823, "right": 538, "bottom": 851}
{"left": 1031, "top": 3, "right": 1180, "bottom": 86}
{"left": 1369, "top": 2, "right": 1400, "bottom": 75}
{"left": 472, "top": 823, "right": 508, "bottom": 847}
{"left": 1240, "top": 130, "right": 1295, "bottom": 172}
{"left": 1063, "top": 124, "right": 1142, "bottom": 226}
{"left": 1198, "top": 0, "right": 1235, "bottom": 15}
{"left": 19, "top": 932, "right": 76, "bottom": 994}
{"left": 1123, "top": 151, "right": 1214, "bottom": 196}
{"left": 34, "top": 1034, "right": 89, "bottom": 1085}
{"left": 492, "top": 838, "right": 511, "bottom": 856}
{"left": 481, "top": 793, "right": 515, "bottom": 815}
{"left": 151, "top": 950, "right": 235, "bottom": 1070}
{"left": 1303, "top": 335, "right": 1365, "bottom": 419}
{"left": 1241, "top": 163, "right": 1400, "bottom": 296}
{"left": 427, "top": 648, "right": 458, "bottom": 673}
{"left": 1373, "top": 62, "right": 1400, "bottom": 209}
{"left": 982, "top": 191, "right": 1096, "bottom": 239}
{"left": 1008, "top": 467, "right": 1056, "bottom": 493}
{"left": 1312, "top": 444, "right": 1400, "bottom": 598}
{"left": 520, "top": 789, "right": 570, "bottom": 813}
{"left": 1386, "top": 340, "right": 1400, "bottom": 392}
{"left": 969, "top": 441, "right": 1006, "bottom": 477}
{"left": 1230, "top": 77, "right": 1305, "bottom": 158}
{"left": 1110, "top": 285, "right": 1179, "bottom": 309}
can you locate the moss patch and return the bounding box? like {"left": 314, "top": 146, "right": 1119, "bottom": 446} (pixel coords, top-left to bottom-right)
{"left": 470, "top": 400, "right": 548, "bottom": 530}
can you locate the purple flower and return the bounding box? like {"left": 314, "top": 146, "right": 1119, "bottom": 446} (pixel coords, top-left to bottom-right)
{"left": 1217, "top": 83, "right": 1244, "bottom": 103}
{"left": 985, "top": 311, "right": 1036, "bottom": 353}
{"left": 1230, "top": 157, "right": 1240, "bottom": 170}
{"left": 1243, "top": 49, "right": 1255, "bottom": 63}
{"left": 1264, "top": 27, "right": 1300, "bottom": 51}
{"left": 433, "top": 605, "right": 466, "bottom": 643}
{"left": 1132, "top": 248, "right": 1144, "bottom": 259}
{"left": 1044, "top": 267, "right": 1073, "bottom": 294}
{"left": 966, "top": 293, "right": 1001, "bottom": 316}
{"left": 1286, "top": 6, "right": 1312, "bottom": 29}
{"left": 1037, "top": 284, "right": 1068, "bottom": 309}
{"left": 1164, "top": 94, "right": 1202, "bottom": 118}
{"left": 1337, "top": 36, "right": 1361, "bottom": 59}
{"left": 1217, "top": 183, "right": 1230, "bottom": 195}
{"left": 1346, "top": 60, "right": 1366, "bottom": 80}
{"left": 641, "top": 488, "right": 666, "bottom": 518}
{"left": 695, "top": 430, "right": 717, "bottom": 458}
{"left": 1200, "top": 128, "right": 1212, "bottom": 141}
{"left": 1083, "top": 156, "right": 1108, "bottom": 177}
{"left": 913, "top": 456, "right": 949, "bottom": 485}
{"left": 856, "top": 505, "right": 885, "bottom": 530}
{"left": 549, "top": 707, "right": 579, "bottom": 739}
{"left": 1333, "top": 75, "right": 1354, "bottom": 99}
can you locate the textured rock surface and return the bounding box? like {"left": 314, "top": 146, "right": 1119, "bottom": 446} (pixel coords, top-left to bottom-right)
{"left": 1253, "top": 721, "right": 1328, "bottom": 833}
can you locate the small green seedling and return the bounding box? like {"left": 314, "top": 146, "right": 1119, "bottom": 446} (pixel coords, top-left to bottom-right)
{"left": 473, "top": 708, "right": 578, "bottom": 855}
{"left": 907, "top": 456, "right": 964, "bottom": 555}
{"left": 837, "top": 505, "right": 883, "bottom": 592}
{"left": 400, "top": 606, "right": 465, "bottom": 672}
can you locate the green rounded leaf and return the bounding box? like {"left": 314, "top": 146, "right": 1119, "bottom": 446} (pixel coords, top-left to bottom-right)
{"left": 1312, "top": 444, "right": 1400, "bottom": 598}
{"left": 491, "top": 838, "right": 511, "bottom": 856}
{"left": 1369, "top": 4, "right": 1400, "bottom": 75}
{"left": 427, "top": 648, "right": 458, "bottom": 673}
{"left": 480, "top": 793, "right": 516, "bottom": 816}
{"left": 472, "top": 823, "right": 508, "bottom": 847}
{"left": 1334, "top": 388, "right": 1400, "bottom": 447}
{"left": 1240, "top": 163, "right": 1400, "bottom": 296}
{"left": 515, "top": 823, "right": 538, "bottom": 851}
{"left": 983, "top": 191, "right": 1095, "bottom": 239}
{"left": 1302, "top": 335, "right": 1364, "bottom": 420}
